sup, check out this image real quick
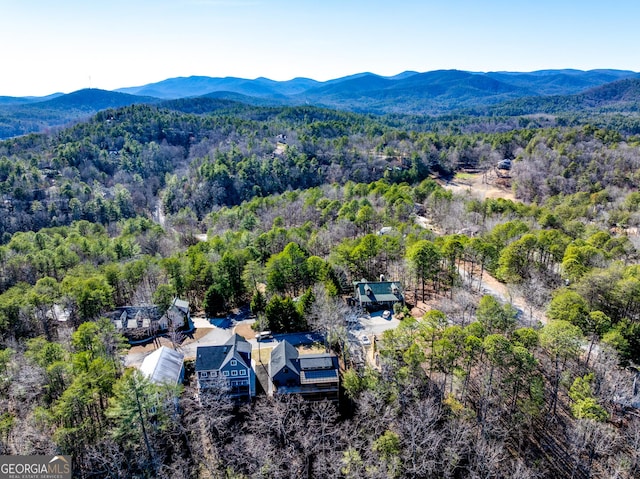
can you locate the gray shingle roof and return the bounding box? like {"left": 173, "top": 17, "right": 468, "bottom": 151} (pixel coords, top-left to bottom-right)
{"left": 270, "top": 340, "right": 300, "bottom": 377}
{"left": 270, "top": 340, "right": 338, "bottom": 379}
{"left": 195, "top": 334, "right": 251, "bottom": 372}
{"left": 195, "top": 345, "right": 228, "bottom": 371}
{"left": 172, "top": 298, "right": 189, "bottom": 314}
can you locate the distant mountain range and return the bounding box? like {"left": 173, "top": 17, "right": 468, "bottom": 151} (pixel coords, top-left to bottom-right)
{"left": 0, "top": 69, "right": 639, "bottom": 139}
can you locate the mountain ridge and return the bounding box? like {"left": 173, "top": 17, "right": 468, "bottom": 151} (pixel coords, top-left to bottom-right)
{"left": 1, "top": 69, "right": 640, "bottom": 139}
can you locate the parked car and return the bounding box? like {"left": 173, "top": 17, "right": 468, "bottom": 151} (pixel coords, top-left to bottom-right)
{"left": 255, "top": 331, "right": 273, "bottom": 341}
{"left": 361, "top": 335, "right": 371, "bottom": 346}
{"left": 382, "top": 310, "right": 391, "bottom": 319}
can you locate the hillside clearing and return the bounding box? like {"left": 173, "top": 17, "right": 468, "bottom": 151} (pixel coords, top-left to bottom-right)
{"left": 440, "top": 171, "right": 516, "bottom": 202}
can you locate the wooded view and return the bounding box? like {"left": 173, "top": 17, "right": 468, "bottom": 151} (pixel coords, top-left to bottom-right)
{"left": 1, "top": 73, "right": 640, "bottom": 478}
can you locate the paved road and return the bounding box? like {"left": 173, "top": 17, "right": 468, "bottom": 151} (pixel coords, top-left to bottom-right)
{"left": 414, "top": 214, "right": 547, "bottom": 327}
{"left": 243, "top": 310, "right": 401, "bottom": 350}
{"left": 356, "top": 310, "right": 401, "bottom": 338}
{"left": 124, "top": 323, "right": 232, "bottom": 368}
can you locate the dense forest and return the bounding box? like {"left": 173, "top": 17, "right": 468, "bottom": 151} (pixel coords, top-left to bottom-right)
{"left": 1, "top": 97, "right": 640, "bottom": 478}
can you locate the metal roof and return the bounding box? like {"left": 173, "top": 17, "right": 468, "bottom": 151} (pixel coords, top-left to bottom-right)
{"left": 140, "top": 346, "right": 184, "bottom": 386}
{"left": 355, "top": 281, "right": 403, "bottom": 303}
{"left": 299, "top": 355, "right": 335, "bottom": 370}
{"left": 300, "top": 369, "right": 339, "bottom": 384}
{"left": 270, "top": 340, "right": 339, "bottom": 385}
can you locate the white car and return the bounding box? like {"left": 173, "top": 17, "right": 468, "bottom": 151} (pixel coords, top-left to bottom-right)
{"left": 361, "top": 335, "right": 371, "bottom": 346}
{"left": 382, "top": 310, "right": 391, "bottom": 319}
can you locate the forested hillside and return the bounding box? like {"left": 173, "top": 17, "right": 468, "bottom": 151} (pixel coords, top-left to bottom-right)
{"left": 0, "top": 90, "right": 156, "bottom": 140}
{"left": 1, "top": 69, "right": 639, "bottom": 139}
{"left": 1, "top": 97, "right": 640, "bottom": 478}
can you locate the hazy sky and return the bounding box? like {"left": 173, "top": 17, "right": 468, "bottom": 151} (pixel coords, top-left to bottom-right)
{"left": 1, "top": 0, "right": 638, "bottom": 96}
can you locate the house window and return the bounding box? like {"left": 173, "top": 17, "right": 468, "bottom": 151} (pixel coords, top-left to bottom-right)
{"left": 231, "top": 370, "right": 238, "bottom": 376}
{"left": 200, "top": 371, "right": 207, "bottom": 378}
{"left": 231, "top": 359, "right": 237, "bottom": 366}
{"left": 223, "top": 371, "right": 229, "bottom": 377}
{"left": 239, "top": 369, "right": 246, "bottom": 376}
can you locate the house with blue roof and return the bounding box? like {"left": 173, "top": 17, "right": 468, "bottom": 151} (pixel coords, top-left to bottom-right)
{"left": 195, "top": 334, "right": 255, "bottom": 401}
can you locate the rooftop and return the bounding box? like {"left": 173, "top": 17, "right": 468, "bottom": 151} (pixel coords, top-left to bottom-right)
{"left": 140, "top": 346, "right": 184, "bottom": 386}
{"left": 355, "top": 280, "right": 403, "bottom": 303}
{"left": 195, "top": 334, "right": 251, "bottom": 371}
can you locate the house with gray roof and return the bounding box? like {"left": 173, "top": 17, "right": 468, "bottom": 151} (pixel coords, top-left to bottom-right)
{"left": 195, "top": 334, "right": 255, "bottom": 401}
{"left": 139, "top": 346, "right": 184, "bottom": 386}
{"left": 106, "top": 297, "right": 191, "bottom": 343}
{"left": 159, "top": 297, "right": 193, "bottom": 332}
{"left": 269, "top": 340, "right": 340, "bottom": 402}
{"left": 353, "top": 279, "right": 404, "bottom": 311}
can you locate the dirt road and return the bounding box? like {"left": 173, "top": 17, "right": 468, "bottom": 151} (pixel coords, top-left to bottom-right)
{"left": 465, "top": 268, "right": 547, "bottom": 326}
{"left": 420, "top": 172, "right": 547, "bottom": 325}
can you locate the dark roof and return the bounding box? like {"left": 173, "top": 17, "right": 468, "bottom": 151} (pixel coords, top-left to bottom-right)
{"left": 497, "top": 159, "right": 512, "bottom": 170}
{"left": 299, "top": 355, "right": 335, "bottom": 370}
{"left": 195, "top": 345, "right": 229, "bottom": 371}
{"left": 270, "top": 340, "right": 300, "bottom": 377}
{"left": 229, "top": 333, "right": 251, "bottom": 355}
{"left": 106, "top": 297, "right": 189, "bottom": 322}
{"left": 228, "top": 333, "right": 251, "bottom": 368}
{"left": 195, "top": 333, "right": 251, "bottom": 371}
{"left": 271, "top": 340, "right": 338, "bottom": 376}
{"left": 300, "top": 369, "right": 339, "bottom": 384}
{"left": 355, "top": 281, "right": 403, "bottom": 303}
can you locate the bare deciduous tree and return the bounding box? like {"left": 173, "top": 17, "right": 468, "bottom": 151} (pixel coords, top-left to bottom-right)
{"left": 568, "top": 419, "right": 619, "bottom": 479}
{"left": 308, "top": 283, "right": 353, "bottom": 353}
